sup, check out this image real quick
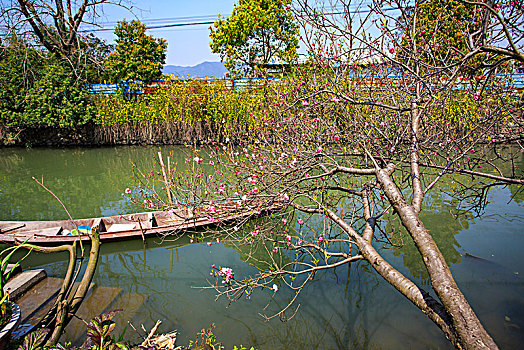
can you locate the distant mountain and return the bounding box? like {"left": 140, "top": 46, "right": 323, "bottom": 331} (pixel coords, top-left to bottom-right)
{"left": 163, "top": 61, "right": 228, "bottom": 78}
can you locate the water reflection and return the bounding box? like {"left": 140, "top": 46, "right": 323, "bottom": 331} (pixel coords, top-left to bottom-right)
{"left": 0, "top": 146, "right": 190, "bottom": 220}
{"left": 387, "top": 197, "right": 468, "bottom": 282}
{"left": 1, "top": 146, "right": 523, "bottom": 349}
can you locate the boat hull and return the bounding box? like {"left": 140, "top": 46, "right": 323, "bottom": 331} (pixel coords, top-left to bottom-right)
{"left": 0, "top": 206, "right": 270, "bottom": 246}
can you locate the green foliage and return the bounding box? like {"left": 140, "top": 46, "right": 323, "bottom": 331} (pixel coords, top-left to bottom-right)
{"left": 104, "top": 20, "right": 167, "bottom": 87}
{"left": 20, "top": 62, "right": 95, "bottom": 127}
{"left": 94, "top": 80, "right": 264, "bottom": 130}
{"left": 0, "top": 36, "right": 96, "bottom": 127}
{"left": 78, "top": 34, "right": 114, "bottom": 84}
{"left": 82, "top": 310, "right": 128, "bottom": 350}
{"left": 209, "top": 0, "right": 299, "bottom": 75}
{"left": 0, "top": 242, "right": 33, "bottom": 304}
{"left": 16, "top": 311, "right": 128, "bottom": 350}
{"left": 0, "top": 35, "right": 45, "bottom": 119}
{"left": 0, "top": 302, "right": 12, "bottom": 329}
{"left": 399, "top": 0, "right": 483, "bottom": 68}
{"left": 17, "top": 328, "right": 49, "bottom": 350}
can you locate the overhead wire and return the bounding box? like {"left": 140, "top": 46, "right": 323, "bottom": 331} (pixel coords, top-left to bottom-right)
{"left": 79, "top": 2, "right": 390, "bottom": 34}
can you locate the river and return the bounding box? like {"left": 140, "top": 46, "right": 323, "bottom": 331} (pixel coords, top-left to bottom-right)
{"left": 1, "top": 146, "right": 523, "bottom": 349}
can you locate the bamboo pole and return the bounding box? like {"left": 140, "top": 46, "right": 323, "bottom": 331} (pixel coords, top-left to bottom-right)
{"left": 158, "top": 151, "right": 173, "bottom": 205}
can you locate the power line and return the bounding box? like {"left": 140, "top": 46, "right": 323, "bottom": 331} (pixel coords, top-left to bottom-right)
{"left": 84, "top": 20, "right": 215, "bottom": 32}
{"left": 97, "top": 14, "right": 225, "bottom": 27}
{"left": 79, "top": 4, "right": 397, "bottom": 34}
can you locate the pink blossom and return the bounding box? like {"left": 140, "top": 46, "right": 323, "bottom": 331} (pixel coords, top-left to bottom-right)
{"left": 316, "top": 146, "right": 322, "bottom": 153}
{"left": 286, "top": 235, "right": 291, "bottom": 241}
{"left": 124, "top": 188, "right": 132, "bottom": 194}
{"left": 217, "top": 267, "right": 234, "bottom": 283}
{"left": 297, "top": 219, "right": 304, "bottom": 225}
{"left": 193, "top": 156, "right": 202, "bottom": 164}
{"left": 389, "top": 48, "right": 395, "bottom": 54}
{"left": 282, "top": 218, "right": 287, "bottom": 224}
{"left": 334, "top": 135, "right": 340, "bottom": 142}
{"left": 272, "top": 247, "right": 279, "bottom": 253}
{"left": 473, "top": 92, "right": 481, "bottom": 101}
{"left": 302, "top": 100, "right": 309, "bottom": 106}
{"left": 209, "top": 160, "right": 215, "bottom": 166}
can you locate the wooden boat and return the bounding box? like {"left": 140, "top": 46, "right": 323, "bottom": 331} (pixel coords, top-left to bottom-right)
{"left": 0, "top": 202, "right": 275, "bottom": 246}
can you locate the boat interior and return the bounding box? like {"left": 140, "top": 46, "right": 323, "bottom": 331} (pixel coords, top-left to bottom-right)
{"left": 0, "top": 208, "right": 194, "bottom": 237}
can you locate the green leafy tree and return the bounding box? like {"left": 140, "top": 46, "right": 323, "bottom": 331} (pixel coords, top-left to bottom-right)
{"left": 0, "top": 35, "right": 44, "bottom": 119}
{"left": 398, "top": 0, "right": 483, "bottom": 68}
{"left": 104, "top": 20, "right": 167, "bottom": 86}
{"left": 0, "top": 35, "right": 94, "bottom": 127}
{"left": 209, "top": 0, "right": 299, "bottom": 75}
{"left": 79, "top": 33, "right": 114, "bottom": 84}
{"left": 21, "top": 61, "right": 95, "bottom": 127}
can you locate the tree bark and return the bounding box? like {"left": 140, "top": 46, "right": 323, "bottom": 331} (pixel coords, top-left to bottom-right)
{"left": 376, "top": 166, "right": 498, "bottom": 350}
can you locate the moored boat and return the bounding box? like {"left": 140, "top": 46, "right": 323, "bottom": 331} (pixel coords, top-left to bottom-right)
{"left": 0, "top": 202, "right": 271, "bottom": 245}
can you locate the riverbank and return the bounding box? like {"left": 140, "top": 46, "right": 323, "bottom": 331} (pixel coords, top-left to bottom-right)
{"left": 0, "top": 121, "right": 219, "bottom": 147}
{"left": 2, "top": 118, "right": 522, "bottom": 147}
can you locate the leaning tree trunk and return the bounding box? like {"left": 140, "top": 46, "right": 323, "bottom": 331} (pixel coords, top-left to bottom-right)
{"left": 376, "top": 166, "right": 498, "bottom": 349}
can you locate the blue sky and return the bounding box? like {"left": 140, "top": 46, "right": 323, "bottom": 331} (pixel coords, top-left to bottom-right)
{"left": 92, "top": 0, "right": 237, "bottom": 66}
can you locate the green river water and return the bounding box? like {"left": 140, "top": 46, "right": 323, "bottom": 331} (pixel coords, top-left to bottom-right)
{"left": 0, "top": 146, "right": 523, "bottom": 349}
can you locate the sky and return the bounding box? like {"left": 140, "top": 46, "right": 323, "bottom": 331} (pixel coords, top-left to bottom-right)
{"left": 90, "top": 0, "right": 237, "bottom": 67}
{"left": 86, "top": 0, "right": 379, "bottom": 67}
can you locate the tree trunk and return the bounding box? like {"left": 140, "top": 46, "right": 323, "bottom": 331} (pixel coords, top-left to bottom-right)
{"left": 377, "top": 166, "right": 498, "bottom": 349}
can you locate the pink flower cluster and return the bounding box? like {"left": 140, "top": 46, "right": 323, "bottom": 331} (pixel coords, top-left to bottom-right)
{"left": 279, "top": 193, "right": 290, "bottom": 201}
{"left": 211, "top": 266, "right": 234, "bottom": 284}
{"left": 473, "top": 92, "right": 481, "bottom": 101}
